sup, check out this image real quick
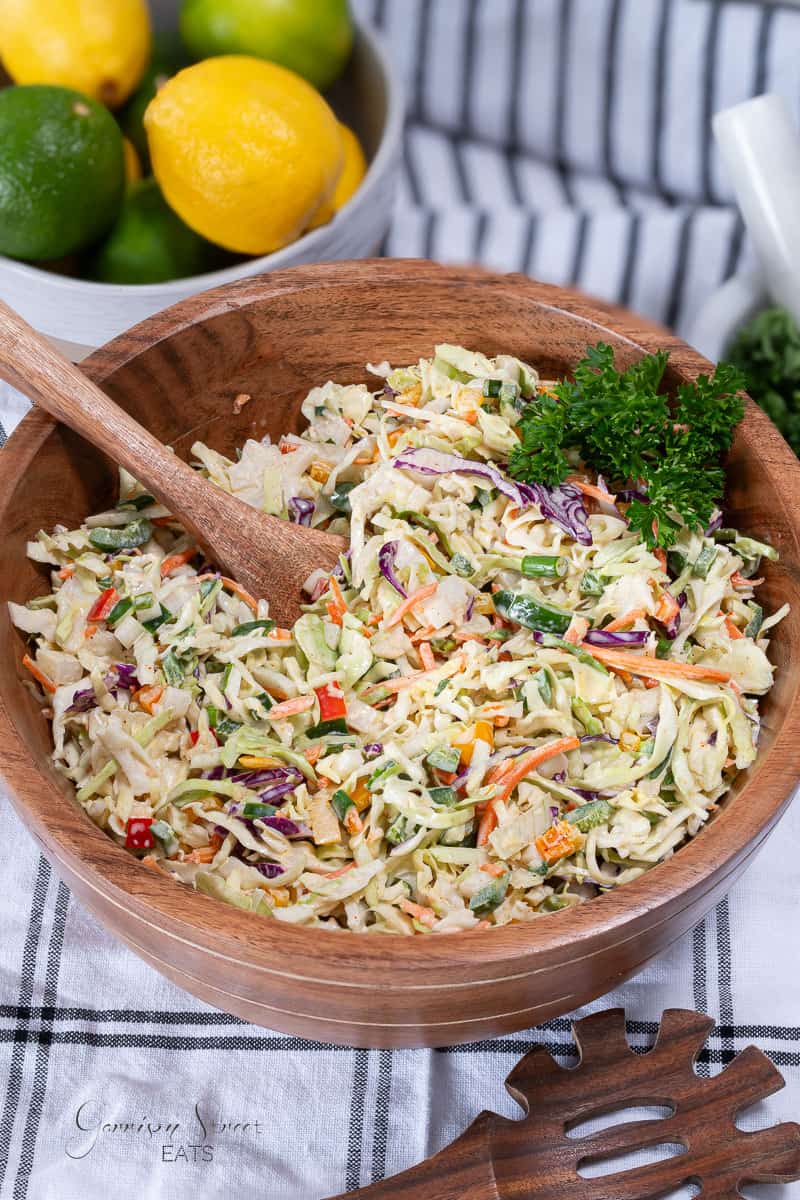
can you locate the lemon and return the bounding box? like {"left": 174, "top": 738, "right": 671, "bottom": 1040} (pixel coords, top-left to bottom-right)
{"left": 0, "top": 0, "right": 151, "bottom": 109}
{"left": 180, "top": 0, "right": 353, "bottom": 91}
{"left": 309, "top": 123, "right": 367, "bottom": 229}
{"left": 0, "top": 85, "right": 125, "bottom": 261}
{"left": 144, "top": 56, "right": 343, "bottom": 255}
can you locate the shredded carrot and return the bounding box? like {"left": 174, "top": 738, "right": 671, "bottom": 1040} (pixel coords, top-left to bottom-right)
{"left": 581, "top": 645, "right": 731, "bottom": 683}
{"left": 269, "top": 627, "right": 292, "bottom": 640}
{"left": 383, "top": 582, "right": 438, "bottom": 629}
{"left": 362, "top": 653, "right": 465, "bottom": 698}
{"left": 723, "top": 614, "right": 744, "bottom": 640}
{"left": 323, "top": 861, "right": 355, "bottom": 879}
{"left": 537, "top": 385, "right": 560, "bottom": 401}
{"left": 266, "top": 694, "right": 315, "bottom": 720}
{"left": 326, "top": 574, "right": 347, "bottom": 625}
{"left": 84, "top": 624, "right": 98, "bottom": 640}
{"left": 477, "top": 802, "right": 499, "bottom": 846}
{"left": 731, "top": 571, "right": 762, "bottom": 590}
{"left": 133, "top": 684, "right": 163, "bottom": 714}
{"left": 419, "top": 642, "right": 436, "bottom": 670}
{"left": 21, "top": 653, "right": 56, "bottom": 694}
{"left": 495, "top": 737, "right": 581, "bottom": 802}
{"left": 220, "top": 577, "right": 259, "bottom": 613}
{"left": 344, "top": 807, "right": 363, "bottom": 835}
{"left": 655, "top": 591, "right": 680, "bottom": 625}
{"left": 564, "top": 616, "right": 590, "bottom": 645}
{"left": 567, "top": 478, "right": 617, "bottom": 505}
{"left": 141, "top": 855, "right": 162, "bottom": 873}
{"left": 151, "top": 516, "right": 177, "bottom": 527}
{"left": 386, "top": 428, "right": 405, "bottom": 446}
{"left": 480, "top": 862, "right": 507, "bottom": 877}
{"left": 644, "top": 677, "right": 660, "bottom": 689}
{"left": 57, "top": 565, "right": 75, "bottom": 579}
{"left": 185, "top": 844, "right": 218, "bottom": 864}
{"left": 654, "top": 548, "right": 668, "bottom": 572}
{"left": 279, "top": 442, "right": 298, "bottom": 454}
{"left": 399, "top": 898, "right": 436, "bottom": 928}
{"left": 304, "top": 745, "right": 322, "bottom": 765}
{"left": 453, "top": 631, "right": 491, "bottom": 645}
{"left": 603, "top": 608, "right": 648, "bottom": 633}
{"left": 160, "top": 545, "right": 199, "bottom": 577}
{"left": 729, "top": 679, "right": 742, "bottom": 697}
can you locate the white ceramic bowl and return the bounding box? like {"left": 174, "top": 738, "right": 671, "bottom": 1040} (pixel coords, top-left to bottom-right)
{"left": 0, "top": 7, "right": 402, "bottom": 358}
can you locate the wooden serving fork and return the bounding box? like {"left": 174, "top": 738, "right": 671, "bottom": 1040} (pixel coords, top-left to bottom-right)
{"left": 331, "top": 1009, "right": 800, "bottom": 1200}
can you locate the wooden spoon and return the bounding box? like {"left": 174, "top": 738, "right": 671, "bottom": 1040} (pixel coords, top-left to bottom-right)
{"left": 0, "top": 299, "right": 346, "bottom": 627}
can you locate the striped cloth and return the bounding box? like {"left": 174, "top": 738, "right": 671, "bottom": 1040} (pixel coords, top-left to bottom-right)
{"left": 2, "top": 3, "right": 800, "bottom": 1198}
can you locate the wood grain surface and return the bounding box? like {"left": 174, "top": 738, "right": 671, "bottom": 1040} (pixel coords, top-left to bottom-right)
{"left": 1, "top": 260, "right": 798, "bottom": 1048}
{"left": 329, "top": 1009, "right": 800, "bottom": 1199}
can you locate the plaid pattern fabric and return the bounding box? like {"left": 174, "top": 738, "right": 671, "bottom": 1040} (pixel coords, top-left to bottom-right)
{"left": 2, "top": 3, "right": 800, "bottom": 1197}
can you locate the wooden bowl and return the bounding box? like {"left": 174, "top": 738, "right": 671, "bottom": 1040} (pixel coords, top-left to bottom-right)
{"left": 2, "top": 260, "right": 799, "bottom": 1049}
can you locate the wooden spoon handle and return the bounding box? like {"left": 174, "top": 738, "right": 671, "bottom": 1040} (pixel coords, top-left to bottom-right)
{"left": 0, "top": 298, "right": 228, "bottom": 541}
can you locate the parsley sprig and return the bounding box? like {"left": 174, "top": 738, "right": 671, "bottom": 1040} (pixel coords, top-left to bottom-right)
{"left": 508, "top": 343, "right": 745, "bottom": 548}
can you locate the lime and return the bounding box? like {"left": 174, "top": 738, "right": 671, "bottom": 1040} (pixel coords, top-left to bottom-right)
{"left": 118, "top": 32, "right": 192, "bottom": 170}
{"left": 180, "top": 0, "right": 353, "bottom": 91}
{"left": 0, "top": 86, "right": 125, "bottom": 261}
{"left": 82, "top": 178, "right": 230, "bottom": 284}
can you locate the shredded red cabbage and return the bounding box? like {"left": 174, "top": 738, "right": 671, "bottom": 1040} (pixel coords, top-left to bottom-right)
{"left": 584, "top": 629, "right": 650, "bottom": 647}
{"left": 261, "top": 815, "right": 310, "bottom": 839}
{"left": 392, "top": 447, "right": 591, "bottom": 544}
{"left": 378, "top": 541, "right": 407, "bottom": 597}
{"left": 288, "top": 497, "right": 315, "bottom": 526}
{"left": 66, "top": 664, "right": 140, "bottom": 715}
{"left": 256, "top": 862, "right": 285, "bottom": 879}
{"left": 661, "top": 591, "right": 687, "bottom": 640}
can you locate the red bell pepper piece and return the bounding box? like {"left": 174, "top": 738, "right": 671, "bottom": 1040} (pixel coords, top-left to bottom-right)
{"left": 125, "top": 817, "right": 154, "bottom": 850}
{"left": 315, "top": 683, "right": 347, "bottom": 722}
{"left": 87, "top": 587, "right": 119, "bottom": 623}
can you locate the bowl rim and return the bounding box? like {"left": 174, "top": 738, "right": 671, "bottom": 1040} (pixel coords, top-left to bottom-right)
{"left": 2, "top": 259, "right": 799, "bottom": 990}
{"left": 0, "top": 17, "right": 405, "bottom": 299}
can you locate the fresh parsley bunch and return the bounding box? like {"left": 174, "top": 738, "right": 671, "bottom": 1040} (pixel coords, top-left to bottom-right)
{"left": 508, "top": 342, "right": 745, "bottom": 549}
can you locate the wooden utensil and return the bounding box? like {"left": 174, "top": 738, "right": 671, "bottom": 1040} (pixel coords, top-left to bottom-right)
{"left": 0, "top": 298, "right": 345, "bottom": 627}
{"left": 332, "top": 1008, "right": 800, "bottom": 1199}
{"left": 2, "top": 262, "right": 800, "bottom": 1048}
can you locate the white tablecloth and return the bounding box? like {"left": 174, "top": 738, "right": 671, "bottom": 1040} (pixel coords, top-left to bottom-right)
{"left": 2, "top": 2, "right": 800, "bottom": 1197}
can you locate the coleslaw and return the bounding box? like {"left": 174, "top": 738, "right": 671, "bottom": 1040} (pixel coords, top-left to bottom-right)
{"left": 10, "top": 343, "right": 786, "bottom": 934}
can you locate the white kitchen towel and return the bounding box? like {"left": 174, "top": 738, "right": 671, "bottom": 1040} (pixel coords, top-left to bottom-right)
{"left": 2, "top": 2, "right": 800, "bottom": 1198}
